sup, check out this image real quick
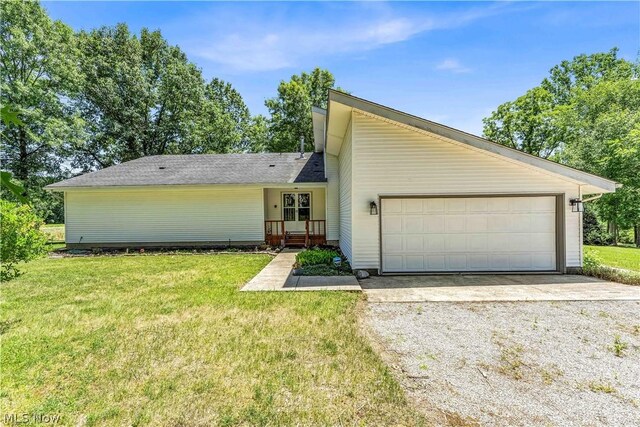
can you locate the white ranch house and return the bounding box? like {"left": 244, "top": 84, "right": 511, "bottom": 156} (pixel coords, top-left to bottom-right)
{"left": 47, "top": 91, "right": 618, "bottom": 274}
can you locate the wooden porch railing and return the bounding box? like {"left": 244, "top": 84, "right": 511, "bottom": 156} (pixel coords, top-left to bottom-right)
{"left": 264, "top": 220, "right": 285, "bottom": 246}
{"left": 305, "top": 220, "right": 326, "bottom": 247}
{"left": 264, "top": 220, "right": 327, "bottom": 247}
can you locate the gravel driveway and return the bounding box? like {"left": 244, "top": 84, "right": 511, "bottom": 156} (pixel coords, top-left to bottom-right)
{"left": 365, "top": 301, "right": 640, "bottom": 426}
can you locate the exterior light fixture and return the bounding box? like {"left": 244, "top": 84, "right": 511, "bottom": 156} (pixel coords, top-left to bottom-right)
{"left": 369, "top": 201, "right": 378, "bottom": 215}
{"left": 569, "top": 198, "right": 583, "bottom": 213}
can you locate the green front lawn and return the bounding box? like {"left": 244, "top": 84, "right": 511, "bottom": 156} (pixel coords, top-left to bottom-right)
{"left": 42, "top": 223, "right": 65, "bottom": 243}
{"left": 1, "top": 254, "right": 425, "bottom": 426}
{"left": 585, "top": 245, "right": 640, "bottom": 272}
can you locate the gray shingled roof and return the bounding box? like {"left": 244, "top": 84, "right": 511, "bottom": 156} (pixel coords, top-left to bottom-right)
{"left": 46, "top": 152, "right": 326, "bottom": 189}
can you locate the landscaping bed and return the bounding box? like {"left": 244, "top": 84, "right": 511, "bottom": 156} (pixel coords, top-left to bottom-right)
{"left": 293, "top": 247, "right": 354, "bottom": 276}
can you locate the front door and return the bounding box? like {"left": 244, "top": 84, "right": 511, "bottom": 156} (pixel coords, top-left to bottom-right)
{"left": 282, "top": 192, "right": 311, "bottom": 233}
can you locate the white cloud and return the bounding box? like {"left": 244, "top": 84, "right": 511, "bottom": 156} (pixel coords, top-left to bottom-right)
{"left": 436, "top": 58, "right": 472, "bottom": 74}
{"left": 177, "top": 3, "right": 514, "bottom": 72}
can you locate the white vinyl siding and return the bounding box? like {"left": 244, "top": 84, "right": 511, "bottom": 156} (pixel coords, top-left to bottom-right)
{"left": 381, "top": 196, "right": 557, "bottom": 272}
{"left": 65, "top": 186, "right": 264, "bottom": 244}
{"left": 349, "top": 112, "right": 581, "bottom": 271}
{"left": 325, "top": 153, "right": 340, "bottom": 241}
{"left": 338, "top": 119, "right": 353, "bottom": 263}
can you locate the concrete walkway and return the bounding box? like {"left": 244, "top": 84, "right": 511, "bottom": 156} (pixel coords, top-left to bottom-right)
{"left": 241, "top": 249, "right": 361, "bottom": 292}
{"left": 362, "top": 274, "right": 640, "bottom": 302}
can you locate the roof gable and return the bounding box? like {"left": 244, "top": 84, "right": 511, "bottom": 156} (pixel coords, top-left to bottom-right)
{"left": 324, "top": 90, "right": 617, "bottom": 194}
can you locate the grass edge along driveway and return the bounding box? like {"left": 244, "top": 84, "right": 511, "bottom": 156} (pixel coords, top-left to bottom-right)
{"left": 585, "top": 245, "right": 640, "bottom": 272}
{"left": 0, "top": 254, "right": 426, "bottom": 426}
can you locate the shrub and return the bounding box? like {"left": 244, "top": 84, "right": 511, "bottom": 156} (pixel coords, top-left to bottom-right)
{"left": 1, "top": 200, "right": 48, "bottom": 280}
{"left": 584, "top": 229, "right": 615, "bottom": 246}
{"left": 582, "top": 251, "right": 640, "bottom": 286}
{"left": 296, "top": 248, "right": 340, "bottom": 267}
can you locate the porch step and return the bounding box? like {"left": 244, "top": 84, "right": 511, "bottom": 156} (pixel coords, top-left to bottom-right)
{"left": 285, "top": 234, "right": 306, "bottom": 247}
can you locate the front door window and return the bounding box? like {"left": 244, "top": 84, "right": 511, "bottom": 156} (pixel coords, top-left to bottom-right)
{"left": 282, "top": 192, "right": 311, "bottom": 222}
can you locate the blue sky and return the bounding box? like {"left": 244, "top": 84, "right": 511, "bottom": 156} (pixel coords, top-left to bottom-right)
{"left": 44, "top": 1, "right": 639, "bottom": 135}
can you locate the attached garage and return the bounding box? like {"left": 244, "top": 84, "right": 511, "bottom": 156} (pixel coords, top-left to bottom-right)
{"left": 381, "top": 195, "right": 563, "bottom": 273}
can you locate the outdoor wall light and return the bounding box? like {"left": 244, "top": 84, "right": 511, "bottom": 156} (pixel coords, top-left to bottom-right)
{"left": 369, "top": 201, "right": 378, "bottom": 215}
{"left": 569, "top": 198, "right": 583, "bottom": 213}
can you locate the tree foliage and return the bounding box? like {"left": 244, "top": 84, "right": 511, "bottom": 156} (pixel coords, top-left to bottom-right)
{"left": 0, "top": 0, "right": 80, "bottom": 221}
{"left": 265, "top": 67, "right": 344, "bottom": 153}
{"left": 196, "top": 78, "right": 254, "bottom": 153}
{"left": 72, "top": 24, "right": 205, "bottom": 169}
{"left": 0, "top": 0, "right": 80, "bottom": 181}
{"left": 483, "top": 48, "right": 634, "bottom": 159}
{"left": 560, "top": 78, "right": 640, "bottom": 238}
{"left": 0, "top": 200, "right": 48, "bottom": 280}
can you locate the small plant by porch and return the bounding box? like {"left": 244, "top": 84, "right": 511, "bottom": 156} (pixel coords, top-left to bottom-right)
{"left": 294, "top": 247, "right": 352, "bottom": 276}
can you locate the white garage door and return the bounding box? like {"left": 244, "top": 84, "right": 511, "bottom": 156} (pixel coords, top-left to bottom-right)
{"left": 381, "top": 196, "right": 557, "bottom": 273}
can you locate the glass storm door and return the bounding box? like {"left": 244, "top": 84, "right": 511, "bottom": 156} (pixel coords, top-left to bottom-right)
{"left": 282, "top": 192, "right": 311, "bottom": 232}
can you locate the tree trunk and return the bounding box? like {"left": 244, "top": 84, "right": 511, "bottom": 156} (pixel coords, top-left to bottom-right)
{"left": 635, "top": 225, "right": 640, "bottom": 248}
{"left": 607, "top": 221, "right": 618, "bottom": 245}
{"left": 16, "top": 127, "right": 28, "bottom": 181}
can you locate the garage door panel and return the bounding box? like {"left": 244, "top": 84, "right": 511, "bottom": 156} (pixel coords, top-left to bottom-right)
{"left": 404, "top": 199, "right": 424, "bottom": 213}
{"left": 383, "top": 255, "right": 404, "bottom": 271}
{"left": 509, "top": 234, "right": 532, "bottom": 251}
{"left": 466, "top": 216, "right": 488, "bottom": 232}
{"left": 381, "top": 196, "right": 557, "bottom": 273}
{"left": 446, "top": 199, "right": 466, "bottom": 213}
{"left": 382, "top": 216, "right": 402, "bottom": 233}
{"left": 445, "top": 234, "right": 467, "bottom": 252}
{"left": 508, "top": 215, "right": 532, "bottom": 232}
{"left": 426, "top": 234, "right": 445, "bottom": 252}
{"left": 510, "top": 254, "right": 533, "bottom": 269}
{"left": 383, "top": 234, "right": 403, "bottom": 252}
{"left": 424, "top": 215, "right": 445, "bottom": 232}
{"left": 406, "top": 235, "right": 424, "bottom": 251}
{"left": 425, "top": 199, "right": 445, "bottom": 213}
{"left": 487, "top": 215, "right": 509, "bottom": 232}
{"left": 446, "top": 255, "right": 467, "bottom": 270}
{"left": 532, "top": 253, "right": 555, "bottom": 270}
{"left": 467, "top": 198, "right": 488, "bottom": 212}
{"left": 468, "top": 254, "right": 489, "bottom": 270}
{"left": 467, "top": 234, "right": 488, "bottom": 251}
{"left": 487, "top": 234, "right": 511, "bottom": 251}
{"left": 405, "top": 255, "right": 424, "bottom": 270}
{"left": 531, "top": 214, "right": 555, "bottom": 231}
{"left": 445, "top": 216, "right": 465, "bottom": 233}
{"left": 403, "top": 215, "right": 423, "bottom": 232}
{"left": 383, "top": 199, "right": 403, "bottom": 214}
{"left": 531, "top": 233, "right": 555, "bottom": 251}
{"left": 426, "top": 255, "right": 445, "bottom": 270}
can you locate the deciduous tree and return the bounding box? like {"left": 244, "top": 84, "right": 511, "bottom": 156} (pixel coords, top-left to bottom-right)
{"left": 265, "top": 68, "right": 345, "bottom": 153}
{"left": 72, "top": 24, "right": 205, "bottom": 169}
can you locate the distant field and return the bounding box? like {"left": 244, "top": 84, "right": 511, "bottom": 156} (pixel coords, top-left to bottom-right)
{"left": 585, "top": 245, "right": 640, "bottom": 272}
{"left": 42, "top": 223, "right": 64, "bottom": 243}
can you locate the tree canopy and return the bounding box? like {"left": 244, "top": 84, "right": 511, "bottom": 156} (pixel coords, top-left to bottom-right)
{"left": 265, "top": 67, "right": 344, "bottom": 153}
{"left": 483, "top": 48, "right": 640, "bottom": 245}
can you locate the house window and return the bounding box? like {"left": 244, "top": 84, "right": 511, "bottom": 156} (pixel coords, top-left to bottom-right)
{"left": 282, "top": 192, "right": 311, "bottom": 222}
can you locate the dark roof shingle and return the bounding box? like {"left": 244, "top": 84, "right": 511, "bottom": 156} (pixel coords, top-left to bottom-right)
{"left": 47, "top": 152, "right": 326, "bottom": 189}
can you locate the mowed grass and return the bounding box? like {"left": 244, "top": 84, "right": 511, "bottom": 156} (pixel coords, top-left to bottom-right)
{"left": 1, "top": 254, "right": 425, "bottom": 426}
{"left": 585, "top": 245, "right": 640, "bottom": 272}
{"left": 42, "top": 223, "right": 65, "bottom": 243}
